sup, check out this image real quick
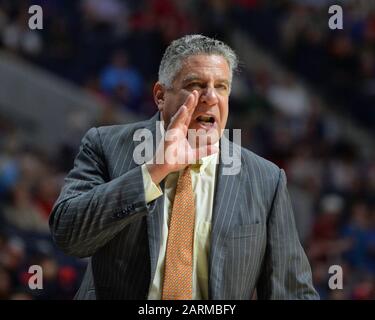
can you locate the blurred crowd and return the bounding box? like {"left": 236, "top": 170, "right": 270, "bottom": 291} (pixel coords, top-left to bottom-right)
{"left": 0, "top": 0, "right": 374, "bottom": 299}
{"left": 231, "top": 0, "right": 375, "bottom": 131}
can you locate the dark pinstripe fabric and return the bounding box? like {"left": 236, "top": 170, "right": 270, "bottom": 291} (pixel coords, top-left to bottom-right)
{"left": 49, "top": 112, "right": 319, "bottom": 300}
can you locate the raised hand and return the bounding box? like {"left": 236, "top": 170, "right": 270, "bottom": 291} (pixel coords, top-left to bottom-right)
{"left": 146, "top": 90, "right": 219, "bottom": 185}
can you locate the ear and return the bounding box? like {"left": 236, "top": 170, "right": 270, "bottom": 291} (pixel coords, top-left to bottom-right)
{"left": 153, "top": 82, "right": 165, "bottom": 112}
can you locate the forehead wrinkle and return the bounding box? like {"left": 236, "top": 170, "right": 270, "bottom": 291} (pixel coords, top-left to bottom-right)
{"left": 182, "top": 73, "right": 200, "bottom": 83}
{"left": 173, "top": 55, "right": 231, "bottom": 87}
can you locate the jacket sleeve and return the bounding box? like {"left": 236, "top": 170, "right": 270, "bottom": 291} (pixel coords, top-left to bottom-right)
{"left": 49, "top": 127, "right": 150, "bottom": 258}
{"left": 256, "top": 169, "right": 320, "bottom": 299}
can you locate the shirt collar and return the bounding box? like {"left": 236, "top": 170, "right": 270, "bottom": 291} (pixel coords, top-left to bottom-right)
{"left": 190, "top": 142, "right": 219, "bottom": 174}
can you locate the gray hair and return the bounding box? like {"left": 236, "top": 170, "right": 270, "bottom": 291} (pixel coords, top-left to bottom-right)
{"left": 158, "top": 34, "right": 238, "bottom": 89}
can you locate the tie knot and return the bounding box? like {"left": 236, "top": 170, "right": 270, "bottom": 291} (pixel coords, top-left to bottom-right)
{"left": 177, "top": 166, "right": 192, "bottom": 186}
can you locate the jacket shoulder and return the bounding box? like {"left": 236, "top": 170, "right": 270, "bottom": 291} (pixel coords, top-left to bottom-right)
{"left": 77, "top": 117, "right": 154, "bottom": 150}
{"left": 240, "top": 146, "right": 281, "bottom": 182}
{"left": 96, "top": 118, "right": 152, "bottom": 140}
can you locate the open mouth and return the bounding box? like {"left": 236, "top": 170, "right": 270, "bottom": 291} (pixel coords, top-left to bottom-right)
{"left": 191, "top": 114, "right": 219, "bottom": 142}
{"left": 196, "top": 115, "right": 216, "bottom": 125}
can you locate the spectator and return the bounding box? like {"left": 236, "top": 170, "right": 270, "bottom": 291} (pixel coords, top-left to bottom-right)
{"left": 2, "top": 11, "right": 43, "bottom": 56}
{"left": 2, "top": 180, "right": 49, "bottom": 233}
{"left": 100, "top": 51, "right": 144, "bottom": 112}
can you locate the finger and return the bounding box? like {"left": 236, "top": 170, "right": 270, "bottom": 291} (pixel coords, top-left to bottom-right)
{"left": 184, "top": 90, "right": 198, "bottom": 112}
{"left": 168, "top": 104, "right": 188, "bottom": 130}
{"left": 169, "top": 91, "right": 197, "bottom": 129}
{"left": 184, "top": 91, "right": 198, "bottom": 126}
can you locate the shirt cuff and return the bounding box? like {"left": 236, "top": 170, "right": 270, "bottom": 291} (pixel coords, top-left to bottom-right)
{"left": 141, "top": 164, "right": 163, "bottom": 204}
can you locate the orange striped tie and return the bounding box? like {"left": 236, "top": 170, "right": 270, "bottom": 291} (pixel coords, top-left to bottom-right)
{"left": 162, "top": 166, "right": 195, "bottom": 300}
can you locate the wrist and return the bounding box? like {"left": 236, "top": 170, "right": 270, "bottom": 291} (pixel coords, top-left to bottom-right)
{"left": 146, "top": 162, "right": 170, "bottom": 185}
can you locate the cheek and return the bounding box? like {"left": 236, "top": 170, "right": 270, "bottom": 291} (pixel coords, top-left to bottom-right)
{"left": 219, "top": 100, "right": 229, "bottom": 127}
{"left": 162, "top": 100, "right": 179, "bottom": 123}
{"left": 164, "top": 94, "right": 189, "bottom": 117}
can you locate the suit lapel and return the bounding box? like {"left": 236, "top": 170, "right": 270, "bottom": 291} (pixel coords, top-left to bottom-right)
{"left": 209, "top": 137, "right": 243, "bottom": 299}
{"left": 133, "top": 112, "right": 166, "bottom": 285}
{"left": 146, "top": 187, "right": 165, "bottom": 286}
{"left": 129, "top": 112, "right": 164, "bottom": 287}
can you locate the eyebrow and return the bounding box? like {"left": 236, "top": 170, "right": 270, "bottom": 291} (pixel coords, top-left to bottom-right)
{"left": 182, "top": 75, "right": 230, "bottom": 86}
{"left": 181, "top": 75, "right": 200, "bottom": 84}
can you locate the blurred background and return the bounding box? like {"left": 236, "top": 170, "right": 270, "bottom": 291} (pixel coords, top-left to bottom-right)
{"left": 0, "top": 0, "right": 374, "bottom": 300}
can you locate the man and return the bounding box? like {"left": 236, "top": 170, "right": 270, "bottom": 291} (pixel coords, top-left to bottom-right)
{"left": 49, "top": 35, "right": 319, "bottom": 300}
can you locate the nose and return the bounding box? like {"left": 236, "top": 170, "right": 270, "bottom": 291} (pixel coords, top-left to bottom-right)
{"left": 199, "top": 86, "right": 219, "bottom": 106}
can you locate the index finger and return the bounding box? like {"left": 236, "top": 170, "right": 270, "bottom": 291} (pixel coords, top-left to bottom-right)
{"left": 183, "top": 90, "right": 199, "bottom": 126}
{"left": 168, "top": 91, "right": 198, "bottom": 130}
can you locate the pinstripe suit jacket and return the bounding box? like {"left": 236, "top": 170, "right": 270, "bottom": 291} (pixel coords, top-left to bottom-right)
{"left": 49, "top": 112, "right": 319, "bottom": 300}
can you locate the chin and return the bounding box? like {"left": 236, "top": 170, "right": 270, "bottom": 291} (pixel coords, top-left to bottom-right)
{"left": 188, "top": 122, "right": 221, "bottom": 147}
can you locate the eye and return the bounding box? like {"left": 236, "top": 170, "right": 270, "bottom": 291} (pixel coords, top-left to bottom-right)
{"left": 216, "top": 83, "right": 229, "bottom": 91}
{"left": 187, "top": 82, "right": 203, "bottom": 89}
